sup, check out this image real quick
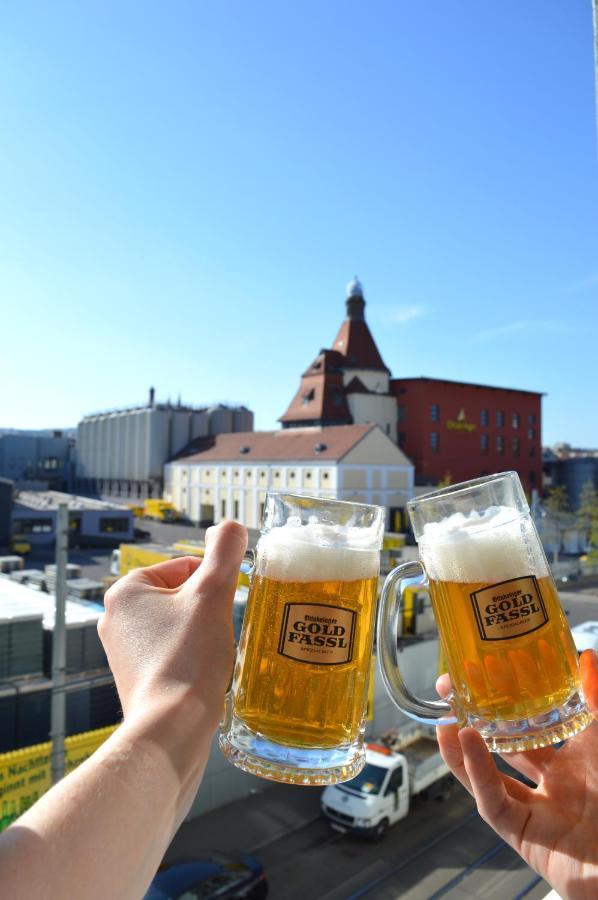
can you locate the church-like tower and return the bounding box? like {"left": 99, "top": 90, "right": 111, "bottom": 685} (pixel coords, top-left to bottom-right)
{"left": 279, "top": 279, "right": 397, "bottom": 440}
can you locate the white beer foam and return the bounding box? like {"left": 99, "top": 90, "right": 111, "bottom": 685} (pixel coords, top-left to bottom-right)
{"left": 256, "top": 521, "right": 380, "bottom": 583}
{"left": 419, "top": 505, "right": 549, "bottom": 583}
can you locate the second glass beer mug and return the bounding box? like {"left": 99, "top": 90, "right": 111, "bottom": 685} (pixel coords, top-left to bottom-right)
{"left": 378, "top": 472, "right": 592, "bottom": 752}
{"left": 220, "top": 492, "right": 384, "bottom": 784}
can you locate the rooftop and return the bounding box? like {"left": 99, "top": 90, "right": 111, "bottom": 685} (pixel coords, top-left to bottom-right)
{"left": 0, "top": 576, "right": 102, "bottom": 626}
{"left": 173, "top": 424, "right": 379, "bottom": 464}
{"left": 391, "top": 376, "right": 544, "bottom": 396}
{"left": 15, "top": 490, "right": 129, "bottom": 512}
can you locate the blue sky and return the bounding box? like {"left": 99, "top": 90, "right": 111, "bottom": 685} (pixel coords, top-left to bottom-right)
{"left": 1, "top": 1, "right": 596, "bottom": 446}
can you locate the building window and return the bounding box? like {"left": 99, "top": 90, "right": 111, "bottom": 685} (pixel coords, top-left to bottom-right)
{"left": 529, "top": 471, "right": 536, "bottom": 485}
{"left": 430, "top": 432, "right": 440, "bottom": 453}
{"left": 528, "top": 428, "right": 535, "bottom": 439}
{"left": 512, "top": 437, "right": 520, "bottom": 456}
{"left": 480, "top": 434, "right": 488, "bottom": 454}
{"left": 289, "top": 471, "right": 296, "bottom": 480}
{"left": 13, "top": 517, "right": 53, "bottom": 534}
{"left": 529, "top": 446, "right": 536, "bottom": 457}
{"left": 430, "top": 404, "right": 439, "bottom": 422}
{"left": 259, "top": 502, "right": 265, "bottom": 521}
{"left": 305, "top": 471, "right": 312, "bottom": 480}
{"left": 528, "top": 414, "right": 536, "bottom": 425}
{"left": 221, "top": 499, "right": 226, "bottom": 517}
{"left": 512, "top": 412, "right": 520, "bottom": 429}
{"left": 496, "top": 436, "right": 504, "bottom": 455}
{"left": 301, "top": 388, "right": 315, "bottom": 405}
{"left": 233, "top": 500, "right": 239, "bottom": 519}
{"left": 99, "top": 517, "right": 130, "bottom": 533}
{"left": 322, "top": 472, "right": 329, "bottom": 481}
{"left": 398, "top": 405, "right": 407, "bottom": 423}
{"left": 397, "top": 431, "right": 406, "bottom": 447}
{"left": 496, "top": 410, "right": 504, "bottom": 428}
{"left": 480, "top": 409, "right": 488, "bottom": 427}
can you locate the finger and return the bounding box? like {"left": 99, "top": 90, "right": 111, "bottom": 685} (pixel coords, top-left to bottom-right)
{"left": 580, "top": 650, "right": 598, "bottom": 715}
{"left": 497, "top": 746, "right": 557, "bottom": 785}
{"left": 436, "top": 724, "right": 473, "bottom": 795}
{"left": 186, "top": 521, "right": 248, "bottom": 611}
{"left": 127, "top": 555, "right": 202, "bottom": 589}
{"left": 459, "top": 728, "right": 532, "bottom": 845}
{"left": 436, "top": 673, "right": 451, "bottom": 699}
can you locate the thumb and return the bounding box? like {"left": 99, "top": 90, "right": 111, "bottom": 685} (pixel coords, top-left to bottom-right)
{"left": 185, "top": 521, "right": 248, "bottom": 612}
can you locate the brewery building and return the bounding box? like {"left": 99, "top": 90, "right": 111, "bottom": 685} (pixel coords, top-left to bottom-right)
{"left": 165, "top": 423, "right": 414, "bottom": 530}
{"left": 76, "top": 389, "right": 254, "bottom": 499}
{"left": 392, "top": 377, "right": 543, "bottom": 494}
{"left": 280, "top": 278, "right": 543, "bottom": 497}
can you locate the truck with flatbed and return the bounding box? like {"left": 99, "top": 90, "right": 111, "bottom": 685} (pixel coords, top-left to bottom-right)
{"left": 321, "top": 725, "right": 450, "bottom": 839}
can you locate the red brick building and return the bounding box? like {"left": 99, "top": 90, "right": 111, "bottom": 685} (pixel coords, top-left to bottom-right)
{"left": 391, "top": 377, "right": 543, "bottom": 495}
{"left": 279, "top": 279, "right": 544, "bottom": 497}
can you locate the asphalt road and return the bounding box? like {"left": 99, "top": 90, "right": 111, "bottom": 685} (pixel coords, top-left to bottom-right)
{"left": 171, "top": 776, "right": 551, "bottom": 900}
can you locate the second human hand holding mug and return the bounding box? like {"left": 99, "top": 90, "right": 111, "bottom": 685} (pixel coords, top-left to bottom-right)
{"left": 378, "top": 472, "right": 591, "bottom": 752}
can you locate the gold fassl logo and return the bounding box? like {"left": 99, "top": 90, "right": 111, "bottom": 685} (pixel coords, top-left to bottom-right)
{"left": 278, "top": 603, "right": 356, "bottom": 665}
{"left": 470, "top": 576, "right": 548, "bottom": 641}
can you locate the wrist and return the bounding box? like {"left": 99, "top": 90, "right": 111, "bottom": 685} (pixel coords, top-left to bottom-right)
{"left": 120, "top": 690, "right": 220, "bottom": 797}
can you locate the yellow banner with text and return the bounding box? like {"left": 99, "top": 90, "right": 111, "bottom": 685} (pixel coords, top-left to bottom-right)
{"left": 0, "top": 725, "right": 117, "bottom": 832}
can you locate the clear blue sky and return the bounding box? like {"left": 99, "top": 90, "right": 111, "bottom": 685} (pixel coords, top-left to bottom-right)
{"left": 1, "top": 1, "right": 596, "bottom": 446}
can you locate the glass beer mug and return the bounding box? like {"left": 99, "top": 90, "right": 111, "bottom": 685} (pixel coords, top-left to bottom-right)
{"left": 220, "top": 492, "right": 385, "bottom": 784}
{"left": 378, "top": 472, "right": 592, "bottom": 752}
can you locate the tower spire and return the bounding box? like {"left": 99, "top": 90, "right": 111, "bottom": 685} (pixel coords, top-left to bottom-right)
{"left": 345, "top": 276, "right": 365, "bottom": 321}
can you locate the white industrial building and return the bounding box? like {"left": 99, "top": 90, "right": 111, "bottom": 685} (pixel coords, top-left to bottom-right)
{"left": 165, "top": 423, "right": 414, "bottom": 529}
{"left": 76, "top": 388, "right": 253, "bottom": 498}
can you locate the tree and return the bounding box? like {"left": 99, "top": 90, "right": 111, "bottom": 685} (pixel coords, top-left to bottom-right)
{"left": 542, "top": 486, "right": 574, "bottom": 564}
{"left": 578, "top": 480, "right": 598, "bottom": 564}
{"left": 544, "top": 485, "right": 570, "bottom": 514}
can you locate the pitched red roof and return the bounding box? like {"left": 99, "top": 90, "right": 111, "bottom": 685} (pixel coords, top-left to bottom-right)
{"left": 332, "top": 318, "right": 390, "bottom": 373}
{"left": 345, "top": 376, "right": 371, "bottom": 395}
{"left": 279, "top": 370, "right": 351, "bottom": 425}
{"left": 174, "top": 424, "right": 376, "bottom": 463}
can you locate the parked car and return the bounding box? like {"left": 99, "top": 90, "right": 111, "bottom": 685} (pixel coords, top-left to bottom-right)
{"left": 144, "top": 852, "right": 268, "bottom": 899}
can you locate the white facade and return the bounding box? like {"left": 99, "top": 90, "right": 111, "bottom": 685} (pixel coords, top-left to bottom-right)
{"left": 346, "top": 391, "right": 397, "bottom": 441}
{"left": 165, "top": 428, "right": 414, "bottom": 529}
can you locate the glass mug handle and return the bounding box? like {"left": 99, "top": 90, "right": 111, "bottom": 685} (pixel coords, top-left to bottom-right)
{"left": 239, "top": 550, "right": 255, "bottom": 577}
{"left": 377, "top": 561, "right": 457, "bottom": 726}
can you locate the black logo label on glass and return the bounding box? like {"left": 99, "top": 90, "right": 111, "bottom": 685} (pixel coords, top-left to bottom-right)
{"left": 278, "top": 603, "right": 356, "bottom": 665}
{"left": 470, "top": 576, "right": 548, "bottom": 642}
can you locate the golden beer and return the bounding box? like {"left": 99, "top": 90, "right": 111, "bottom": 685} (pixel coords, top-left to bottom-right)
{"left": 378, "top": 472, "right": 591, "bottom": 752}
{"left": 233, "top": 572, "right": 378, "bottom": 748}
{"left": 429, "top": 575, "right": 580, "bottom": 723}
{"left": 220, "top": 492, "right": 385, "bottom": 784}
